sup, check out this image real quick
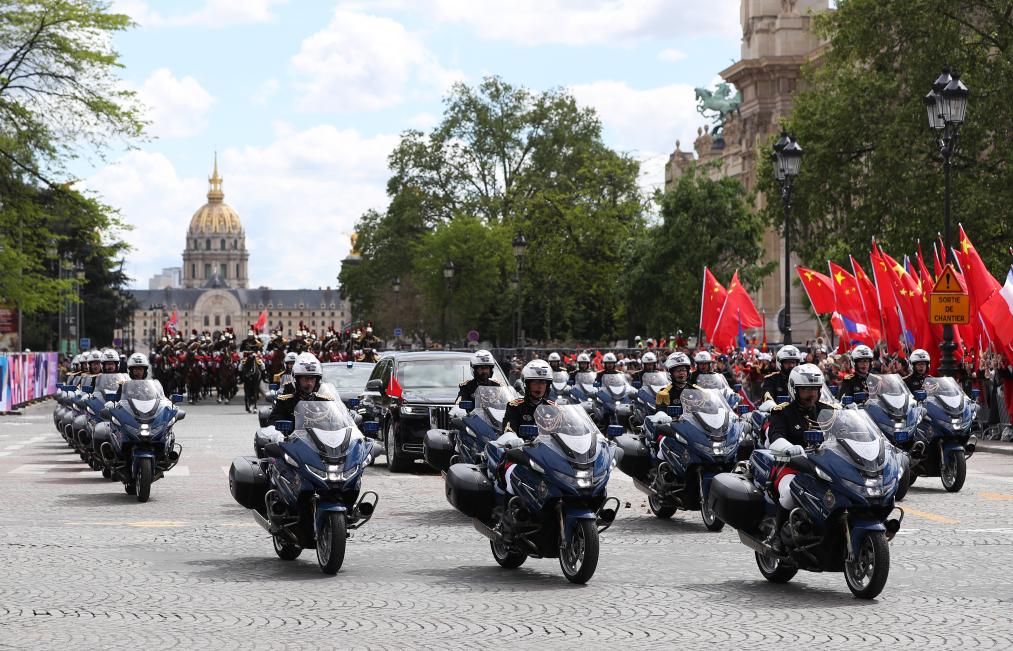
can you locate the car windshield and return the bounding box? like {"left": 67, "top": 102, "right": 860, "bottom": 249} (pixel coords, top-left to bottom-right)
{"left": 575, "top": 371, "right": 597, "bottom": 388}
{"left": 641, "top": 371, "right": 669, "bottom": 394}
{"left": 474, "top": 385, "right": 513, "bottom": 426}
{"left": 533, "top": 403, "right": 599, "bottom": 463}
{"left": 293, "top": 400, "right": 358, "bottom": 450}
{"left": 397, "top": 359, "right": 507, "bottom": 390}
{"left": 603, "top": 373, "right": 628, "bottom": 393}
{"left": 681, "top": 387, "right": 730, "bottom": 434}
{"left": 694, "top": 373, "right": 731, "bottom": 392}
{"left": 866, "top": 374, "right": 911, "bottom": 414}
{"left": 322, "top": 363, "right": 374, "bottom": 390}
{"left": 923, "top": 376, "right": 965, "bottom": 413}
{"left": 118, "top": 380, "right": 163, "bottom": 415}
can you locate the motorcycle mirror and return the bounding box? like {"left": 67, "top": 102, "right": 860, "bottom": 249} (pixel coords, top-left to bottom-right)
{"left": 513, "top": 380, "right": 525, "bottom": 394}
{"left": 776, "top": 394, "right": 790, "bottom": 405}
{"left": 170, "top": 393, "right": 184, "bottom": 403}
{"left": 175, "top": 410, "right": 186, "bottom": 421}
{"left": 971, "top": 388, "right": 981, "bottom": 401}
{"left": 346, "top": 397, "right": 360, "bottom": 408}
{"left": 666, "top": 405, "right": 683, "bottom": 417}
{"left": 263, "top": 442, "right": 285, "bottom": 458}
{"left": 519, "top": 424, "right": 538, "bottom": 438}
{"left": 99, "top": 408, "right": 111, "bottom": 419}
{"left": 362, "top": 420, "right": 380, "bottom": 434}
{"left": 269, "top": 383, "right": 279, "bottom": 391}
{"left": 606, "top": 424, "right": 624, "bottom": 438}
{"left": 804, "top": 429, "right": 824, "bottom": 446}
{"left": 632, "top": 380, "right": 642, "bottom": 389}
{"left": 913, "top": 389, "right": 927, "bottom": 402}
{"left": 459, "top": 400, "right": 475, "bottom": 412}
{"left": 830, "top": 385, "right": 840, "bottom": 397}
{"left": 274, "top": 420, "right": 294, "bottom": 435}
{"left": 841, "top": 395, "right": 854, "bottom": 407}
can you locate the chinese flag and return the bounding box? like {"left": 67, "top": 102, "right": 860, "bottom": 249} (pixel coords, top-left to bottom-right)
{"left": 880, "top": 248, "right": 933, "bottom": 352}
{"left": 957, "top": 225, "right": 1004, "bottom": 361}
{"left": 981, "top": 266, "right": 1013, "bottom": 362}
{"left": 828, "top": 261, "right": 879, "bottom": 344}
{"left": 700, "top": 267, "right": 728, "bottom": 342}
{"left": 386, "top": 372, "right": 403, "bottom": 399}
{"left": 851, "top": 256, "right": 882, "bottom": 337}
{"left": 796, "top": 266, "right": 836, "bottom": 314}
{"left": 593, "top": 350, "right": 604, "bottom": 371}
{"left": 711, "top": 270, "right": 762, "bottom": 349}
{"left": 870, "top": 247, "right": 903, "bottom": 354}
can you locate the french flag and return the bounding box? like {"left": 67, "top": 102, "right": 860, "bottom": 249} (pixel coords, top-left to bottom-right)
{"left": 982, "top": 266, "right": 1013, "bottom": 359}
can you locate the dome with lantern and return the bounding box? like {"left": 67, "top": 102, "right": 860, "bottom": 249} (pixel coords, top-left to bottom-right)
{"left": 181, "top": 155, "right": 250, "bottom": 289}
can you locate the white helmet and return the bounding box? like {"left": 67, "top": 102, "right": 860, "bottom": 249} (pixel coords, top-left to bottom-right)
{"left": 602, "top": 352, "right": 617, "bottom": 364}
{"left": 127, "top": 353, "right": 150, "bottom": 377}
{"left": 522, "top": 359, "right": 552, "bottom": 382}
{"left": 284, "top": 351, "right": 298, "bottom": 364}
{"left": 100, "top": 349, "right": 119, "bottom": 364}
{"left": 852, "top": 345, "right": 874, "bottom": 360}
{"left": 577, "top": 352, "right": 591, "bottom": 364}
{"left": 292, "top": 352, "right": 322, "bottom": 378}
{"left": 910, "top": 349, "right": 931, "bottom": 364}
{"left": 248, "top": 330, "right": 255, "bottom": 337}
{"left": 788, "top": 363, "right": 825, "bottom": 400}
{"left": 694, "top": 350, "right": 712, "bottom": 364}
{"left": 471, "top": 349, "right": 495, "bottom": 368}
{"left": 72, "top": 354, "right": 83, "bottom": 367}
{"left": 665, "top": 352, "right": 691, "bottom": 370}
{"left": 775, "top": 344, "right": 803, "bottom": 369}
{"left": 642, "top": 351, "right": 658, "bottom": 364}
{"left": 547, "top": 352, "right": 561, "bottom": 362}
{"left": 87, "top": 350, "right": 102, "bottom": 363}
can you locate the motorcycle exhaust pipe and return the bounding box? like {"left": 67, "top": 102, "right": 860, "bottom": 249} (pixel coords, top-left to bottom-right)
{"left": 358, "top": 501, "right": 374, "bottom": 517}
{"left": 472, "top": 519, "right": 499, "bottom": 542}
{"left": 598, "top": 507, "right": 617, "bottom": 525}
{"left": 251, "top": 509, "right": 273, "bottom": 534}
{"left": 885, "top": 518, "right": 901, "bottom": 541}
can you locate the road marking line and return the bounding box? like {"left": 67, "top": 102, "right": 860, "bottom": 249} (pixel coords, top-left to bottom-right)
{"left": 981, "top": 492, "right": 1013, "bottom": 501}
{"left": 163, "top": 466, "right": 189, "bottom": 477}
{"left": 904, "top": 508, "right": 959, "bottom": 524}
{"left": 64, "top": 520, "right": 187, "bottom": 528}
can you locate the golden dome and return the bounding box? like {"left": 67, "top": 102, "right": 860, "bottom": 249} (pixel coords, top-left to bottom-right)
{"left": 187, "top": 155, "right": 243, "bottom": 234}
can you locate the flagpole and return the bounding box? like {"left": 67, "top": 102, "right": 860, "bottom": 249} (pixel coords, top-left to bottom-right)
{"left": 698, "top": 266, "right": 707, "bottom": 347}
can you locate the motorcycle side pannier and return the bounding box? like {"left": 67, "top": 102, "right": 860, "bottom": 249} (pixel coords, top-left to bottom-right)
{"left": 708, "top": 472, "right": 764, "bottom": 534}
{"left": 423, "top": 429, "right": 454, "bottom": 472}
{"left": 445, "top": 463, "right": 493, "bottom": 521}
{"left": 229, "top": 455, "right": 269, "bottom": 511}
{"left": 615, "top": 434, "right": 652, "bottom": 481}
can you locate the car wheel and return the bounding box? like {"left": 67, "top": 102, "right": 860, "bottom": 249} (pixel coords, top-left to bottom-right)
{"left": 385, "top": 420, "right": 411, "bottom": 473}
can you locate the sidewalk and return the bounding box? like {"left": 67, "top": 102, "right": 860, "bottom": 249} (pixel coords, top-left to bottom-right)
{"left": 977, "top": 438, "right": 1013, "bottom": 457}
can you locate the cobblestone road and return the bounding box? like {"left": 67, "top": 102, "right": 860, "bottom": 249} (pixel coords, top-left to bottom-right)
{"left": 2, "top": 399, "right": 1013, "bottom": 649}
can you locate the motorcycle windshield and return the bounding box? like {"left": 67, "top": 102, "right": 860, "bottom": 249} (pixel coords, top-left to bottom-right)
{"left": 694, "top": 373, "right": 731, "bottom": 392}
{"left": 473, "top": 385, "right": 513, "bottom": 427}
{"left": 294, "top": 400, "right": 359, "bottom": 453}
{"left": 94, "top": 373, "right": 126, "bottom": 394}
{"left": 681, "top": 387, "right": 730, "bottom": 437}
{"left": 575, "top": 371, "right": 597, "bottom": 392}
{"left": 118, "top": 380, "right": 164, "bottom": 417}
{"left": 866, "top": 374, "right": 911, "bottom": 417}
{"left": 923, "top": 376, "right": 965, "bottom": 415}
{"left": 533, "top": 403, "right": 599, "bottom": 464}
{"left": 602, "top": 373, "right": 629, "bottom": 397}
{"left": 641, "top": 371, "right": 670, "bottom": 396}
{"left": 815, "top": 408, "right": 885, "bottom": 473}
{"left": 551, "top": 371, "right": 569, "bottom": 391}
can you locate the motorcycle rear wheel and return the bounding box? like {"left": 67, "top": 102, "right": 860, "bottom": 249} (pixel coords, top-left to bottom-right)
{"left": 559, "top": 519, "right": 599, "bottom": 584}
{"left": 648, "top": 494, "right": 676, "bottom": 519}
{"left": 941, "top": 450, "right": 966, "bottom": 492}
{"left": 844, "top": 531, "right": 890, "bottom": 599}
{"left": 273, "top": 535, "right": 302, "bottom": 560}
{"left": 755, "top": 551, "right": 797, "bottom": 583}
{"left": 316, "top": 511, "right": 347, "bottom": 574}
{"left": 491, "top": 540, "right": 527, "bottom": 569}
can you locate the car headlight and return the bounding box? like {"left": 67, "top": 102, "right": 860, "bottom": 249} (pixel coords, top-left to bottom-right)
{"left": 401, "top": 405, "right": 426, "bottom": 416}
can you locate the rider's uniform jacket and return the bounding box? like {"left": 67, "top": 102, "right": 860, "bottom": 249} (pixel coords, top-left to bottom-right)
{"left": 503, "top": 396, "right": 555, "bottom": 436}
{"left": 761, "top": 371, "right": 792, "bottom": 403}
{"left": 655, "top": 383, "right": 690, "bottom": 407}
{"left": 268, "top": 383, "right": 325, "bottom": 424}
{"left": 273, "top": 369, "right": 293, "bottom": 385}
{"left": 456, "top": 378, "right": 501, "bottom": 405}
{"left": 838, "top": 373, "right": 871, "bottom": 399}
{"left": 594, "top": 369, "right": 622, "bottom": 384}
{"left": 765, "top": 400, "right": 836, "bottom": 447}
{"left": 903, "top": 373, "right": 928, "bottom": 393}
{"left": 631, "top": 368, "right": 657, "bottom": 384}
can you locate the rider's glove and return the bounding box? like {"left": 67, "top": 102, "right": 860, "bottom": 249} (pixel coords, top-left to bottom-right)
{"left": 785, "top": 444, "right": 806, "bottom": 457}
{"left": 449, "top": 406, "right": 467, "bottom": 420}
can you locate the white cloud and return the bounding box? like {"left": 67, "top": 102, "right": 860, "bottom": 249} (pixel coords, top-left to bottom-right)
{"left": 111, "top": 0, "right": 287, "bottom": 27}
{"left": 136, "top": 68, "right": 215, "bottom": 138}
{"left": 426, "top": 0, "right": 739, "bottom": 45}
{"left": 250, "top": 78, "right": 280, "bottom": 105}
{"left": 658, "top": 48, "right": 687, "bottom": 62}
{"left": 290, "top": 8, "right": 464, "bottom": 113}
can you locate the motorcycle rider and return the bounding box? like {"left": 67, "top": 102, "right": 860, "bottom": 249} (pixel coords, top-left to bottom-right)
{"left": 85, "top": 350, "right": 103, "bottom": 377}
{"left": 595, "top": 352, "right": 622, "bottom": 383}
{"left": 839, "top": 344, "right": 876, "bottom": 400}
{"left": 764, "top": 364, "right": 837, "bottom": 550}
{"left": 689, "top": 350, "right": 715, "bottom": 385}
{"left": 100, "top": 349, "right": 120, "bottom": 374}
{"left": 575, "top": 352, "right": 592, "bottom": 374}
{"left": 547, "top": 352, "right": 564, "bottom": 373}
{"left": 113, "top": 353, "right": 162, "bottom": 400}
{"left": 502, "top": 359, "right": 555, "bottom": 436}
{"left": 656, "top": 352, "right": 692, "bottom": 408}
{"left": 457, "top": 349, "right": 501, "bottom": 405}
{"left": 761, "top": 345, "right": 804, "bottom": 404}
{"left": 631, "top": 351, "right": 660, "bottom": 384}
{"left": 273, "top": 351, "right": 297, "bottom": 386}
{"left": 904, "top": 349, "right": 932, "bottom": 393}
{"left": 268, "top": 352, "right": 329, "bottom": 425}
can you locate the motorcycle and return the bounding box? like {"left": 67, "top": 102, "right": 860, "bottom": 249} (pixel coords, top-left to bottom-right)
{"left": 629, "top": 370, "right": 670, "bottom": 426}
{"left": 591, "top": 373, "right": 635, "bottom": 430}
{"left": 423, "top": 385, "right": 513, "bottom": 472}
{"left": 230, "top": 399, "right": 380, "bottom": 574}
{"left": 563, "top": 370, "right": 598, "bottom": 405}
{"left": 95, "top": 379, "right": 185, "bottom": 502}
{"left": 852, "top": 373, "right": 922, "bottom": 501}
{"left": 694, "top": 372, "right": 743, "bottom": 410}
{"left": 708, "top": 408, "right": 904, "bottom": 599}
{"left": 910, "top": 376, "right": 979, "bottom": 493}
{"left": 444, "top": 403, "right": 620, "bottom": 584}
{"left": 548, "top": 370, "right": 570, "bottom": 402}
{"left": 616, "top": 386, "right": 746, "bottom": 531}
{"left": 72, "top": 374, "right": 127, "bottom": 467}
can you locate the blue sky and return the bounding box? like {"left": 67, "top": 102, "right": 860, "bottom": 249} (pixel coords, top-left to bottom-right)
{"left": 86, "top": 1, "right": 742, "bottom": 288}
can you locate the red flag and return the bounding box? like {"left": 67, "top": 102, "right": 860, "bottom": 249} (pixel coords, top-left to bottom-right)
{"left": 880, "top": 248, "right": 933, "bottom": 352}
{"left": 796, "top": 266, "right": 836, "bottom": 314}
{"left": 981, "top": 266, "right": 1013, "bottom": 363}
{"left": 593, "top": 350, "right": 604, "bottom": 372}
{"left": 253, "top": 309, "right": 268, "bottom": 333}
{"left": 870, "top": 247, "right": 903, "bottom": 354}
{"left": 164, "top": 309, "right": 178, "bottom": 334}
{"left": 386, "top": 372, "right": 403, "bottom": 399}
{"left": 700, "top": 267, "right": 728, "bottom": 342}
{"left": 956, "top": 225, "right": 1003, "bottom": 353}
{"left": 828, "top": 261, "right": 879, "bottom": 345}
{"left": 932, "top": 241, "right": 944, "bottom": 280}
{"left": 711, "top": 271, "right": 763, "bottom": 349}
{"left": 850, "top": 256, "right": 882, "bottom": 339}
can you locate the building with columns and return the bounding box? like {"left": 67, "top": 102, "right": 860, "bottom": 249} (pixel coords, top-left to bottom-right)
{"left": 666, "top": 0, "right": 830, "bottom": 343}
{"left": 126, "top": 159, "right": 348, "bottom": 352}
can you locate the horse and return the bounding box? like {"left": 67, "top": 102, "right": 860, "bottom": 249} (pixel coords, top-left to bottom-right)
{"left": 217, "top": 356, "right": 238, "bottom": 404}
{"left": 694, "top": 82, "right": 742, "bottom": 135}
{"left": 185, "top": 354, "right": 204, "bottom": 405}
{"left": 240, "top": 355, "right": 263, "bottom": 413}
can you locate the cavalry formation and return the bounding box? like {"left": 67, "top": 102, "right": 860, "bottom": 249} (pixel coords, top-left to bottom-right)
{"left": 46, "top": 341, "right": 981, "bottom": 598}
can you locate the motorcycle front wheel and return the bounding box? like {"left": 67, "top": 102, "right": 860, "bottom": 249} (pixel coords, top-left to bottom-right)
{"left": 559, "top": 519, "right": 599, "bottom": 584}
{"left": 844, "top": 531, "right": 890, "bottom": 599}
{"left": 136, "top": 458, "right": 152, "bottom": 503}
{"left": 316, "top": 511, "right": 347, "bottom": 574}
{"left": 941, "top": 450, "right": 966, "bottom": 492}
{"left": 699, "top": 472, "right": 724, "bottom": 532}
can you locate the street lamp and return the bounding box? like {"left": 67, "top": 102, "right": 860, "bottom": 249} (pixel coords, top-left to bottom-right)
{"left": 442, "top": 261, "right": 455, "bottom": 348}
{"left": 392, "top": 277, "right": 401, "bottom": 349}
{"left": 512, "top": 233, "right": 527, "bottom": 348}
{"left": 924, "top": 67, "right": 969, "bottom": 376}
{"left": 772, "top": 132, "right": 803, "bottom": 346}
{"left": 74, "top": 261, "right": 85, "bottom": 353}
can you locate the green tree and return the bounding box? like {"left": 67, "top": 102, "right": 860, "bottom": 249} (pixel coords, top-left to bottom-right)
{"left": 762, "top": 0, "right": 1013, "bottom": 275}
{"left": 625, "top": 166, "right": 773, "bottom": 337}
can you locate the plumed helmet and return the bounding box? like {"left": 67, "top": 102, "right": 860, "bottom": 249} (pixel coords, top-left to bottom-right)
{"left": 602, "top": 352, "right": 617, "bottom": 364}
{"left": 788, "top": 363, "right": 825, "bottom": 400}
{"left": 547, "top": 352, "right": 561, "bottom": 362}
{"left": 642, "top": 351, "right": 658, "bottom": 364}
{"left": 665, "top": 352, "right": 691, "bottom": 370}
{"left": 852, "top": 345, "right": 874, "bottom": 360}
{"left": 910, "top": 348, "right": 931, "bottom": 364}
{"left": 471, "top": 349, "right": 495, "bottom": 368}
{"left": 522, "top": 359, "right": 552, "bottom": 382}
{"left": 292, "top": 352, "right": 322, "bottom": 378}
{"left": 694, "top": 350, "right": 713, "bottom": 364}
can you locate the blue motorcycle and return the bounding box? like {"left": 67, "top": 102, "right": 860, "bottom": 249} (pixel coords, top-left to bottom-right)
{"left": 423, "top": 385, "right": 513, "bottom": 472}
{"left": 694, "top": 372, "right": 743, "bottom": 409}
{"left": 563, "top": 370, "right": 598, "bottom": 405}
{"left": 73, "top": 374, "right": 127, "bottom": 468}
{"left": 591, "top": 373, "right": 635, "bottom": 430}
{"left": 853, "top": 373, "right": 922, "bottom": 501}
{"left": 910, "top": 376, "right": 979, "bottom": 493}
{"left": 549, "top": 370, "right": 570, "bottom": 402}
{"left": 629, "top": 370, "right": 670, "bottom": 426}
{"left": 444, "top": 403, "right": 620, "bottom": 584}
{"left": 617, "top": 387, "right": 747, "bottom": 531}
{"left": 709, "top": 408, "right": 904, "bottom": 599}
{"left": 97, "top": 379, "right": 185, "bottom": 502}
{"left": 230, "top": 400, "right": 380, "bottom": 574}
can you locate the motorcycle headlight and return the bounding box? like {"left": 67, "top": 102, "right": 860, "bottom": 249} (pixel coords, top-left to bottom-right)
{"left": 813, "top": 465, "right": 833, "bottom": 482}
{"left": 139, "top": 423, "right": 151, "bottom": 438}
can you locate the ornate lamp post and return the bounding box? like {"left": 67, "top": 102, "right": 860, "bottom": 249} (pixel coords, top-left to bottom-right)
{"left": 924, "top": 67, "right": 969, "bottom": 376}
{"left": 772, "top": 132, "right": 803, "bottom": 346}
{"left": 512, "top": 233, "right": 527, "bottom": 348}
{"left": 442, "top": 261, "right": 455, "bottom": 348}
{"left": 392, "top": 276, "right": 401, "bottom": 349}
